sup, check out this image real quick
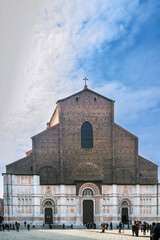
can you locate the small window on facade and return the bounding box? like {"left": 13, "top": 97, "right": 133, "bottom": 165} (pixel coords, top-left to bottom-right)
{"left": 76, "top": 96, "right": 79, "bottom": 101}
{"left": 81, "top": 121, "right": 93, "bottom": 148}
{"left": 94, "top": 97, "right": 96, "bottom": 101}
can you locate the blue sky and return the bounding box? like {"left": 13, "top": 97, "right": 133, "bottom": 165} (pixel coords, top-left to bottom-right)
{"left": 0, "top": 0, "right": 160, "bottom": 197}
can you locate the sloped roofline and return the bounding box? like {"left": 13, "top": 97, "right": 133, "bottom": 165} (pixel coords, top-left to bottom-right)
{"left": 114, "top": 123, "right": 138, "bottom": 139}
{"left": 6, "top": 154, "right": 32, "bottom": 167}
{"left": 31, "top": 123, "right": 59, "bottom": 139}
{"left": 138, "top": 155, "right": 158, "bottom": 167}
{"left": 56, "top": 88, "right": 115, "bottom": 103}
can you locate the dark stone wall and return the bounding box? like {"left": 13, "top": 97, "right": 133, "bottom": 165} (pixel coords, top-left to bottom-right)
{"left": 6, "top": 155, "right": 33, "bottom": 174}
{"left": 32, "top": 124, "right": 60, "bottom": 184}
{"left": 139, "top": 156, "right": 158, "bottom": 184}
{"left": 58, "top": 90, "right": 114, "bottom": 184}
{"left": 114, "top": 123, "right": 138, "bottom": 183}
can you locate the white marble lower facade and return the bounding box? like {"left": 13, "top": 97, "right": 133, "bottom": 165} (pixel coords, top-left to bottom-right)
{"left": 3, "top": 174, "right": 160, "bottom": 226}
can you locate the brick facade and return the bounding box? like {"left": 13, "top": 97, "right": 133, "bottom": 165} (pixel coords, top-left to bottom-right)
{"left": 6, "top": 87, "right": 158, "bottom": 185}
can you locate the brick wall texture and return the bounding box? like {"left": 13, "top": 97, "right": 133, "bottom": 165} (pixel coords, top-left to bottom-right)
{"left": 6, "top": 88, "right": 158, "bottom": 185}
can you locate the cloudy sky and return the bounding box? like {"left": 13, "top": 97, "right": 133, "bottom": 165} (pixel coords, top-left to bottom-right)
{"left": 0, "top": 0, "right": 160, "bottom": 197}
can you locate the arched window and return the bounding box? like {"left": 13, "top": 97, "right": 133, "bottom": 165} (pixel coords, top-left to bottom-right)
{"left": 121, "top": 200, "right": 129, "bottom": 206}
{"left": 83, "top": 188, "right": 94, "bottom": 196}
{"left": 44, "top": 200, "right": 53, "bottom": 206}
{"left": 81, "top": 121, "right": 93, "bottom": 148}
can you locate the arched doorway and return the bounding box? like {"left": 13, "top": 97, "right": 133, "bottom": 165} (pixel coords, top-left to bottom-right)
{"left": 83, "top": 200, "right": 94, "bottom": 224}
{"left": 45, "top": 208, "right": 53, "bottom": 224}
{"left": 79, "top": 183, "right": 100, "bottom": 225}
{"left": 121, "top": 200, "right": 129, "bottom": 224}
{"left": 44, "top": 200, "right": 54, "bottom": 224}
{"left": 82, "top": 189, "right": 94, "bottom": 224}
{"left": 121, "top": 208, "right": 128, "bottom": 224}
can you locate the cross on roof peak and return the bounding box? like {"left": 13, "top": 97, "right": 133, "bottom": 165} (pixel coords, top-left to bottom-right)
{"left": 83, "top": 77, "right": 88, "bottom": 89}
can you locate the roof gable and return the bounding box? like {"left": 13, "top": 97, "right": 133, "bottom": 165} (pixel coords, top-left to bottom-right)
{"left": 56, "top": 88, "right": 114, "bottom": 103}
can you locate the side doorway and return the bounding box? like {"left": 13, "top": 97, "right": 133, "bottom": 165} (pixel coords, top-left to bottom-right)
{"left": 121, "top": 200, "right": 130, "bottom": 224}
{"left": 45, "top": 207, "right": 53, "bottom": 224}
{"left": 44, "top": 200, "right": 54, "bottom": 224}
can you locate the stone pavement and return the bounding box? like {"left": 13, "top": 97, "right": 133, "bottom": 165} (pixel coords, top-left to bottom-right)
{"left": 0, "top": 229, "right": 150, "bottom": 240}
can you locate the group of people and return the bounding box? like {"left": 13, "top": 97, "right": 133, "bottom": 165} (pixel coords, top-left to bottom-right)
{"left": 132, "top": 221, "right": 139, "bottom": 236}
{"left": 0, "top": 222, "right": 20, "bottom": 231}
{"left": 118, "top": 222, "right": 125, "bottom": 233}
{"left": 1, "top": 220, "right": 160, "bottom": 239}
{"left": 100, "top": 220, "right": 160, "bottom": 239}
{"left": 0, "top": 221, "right": 32, "bottom": 232}
{"left": 101, "top": 222, "right": 113, "bottom": 232}
{"left": 85, "top": 222, "right": 96, "bottom": 229}
{"left": 150, "top": 222, "right": 160, "bottom": 240}
{"left": 62, "top": 223, "right": 73, "bottom": 229}
{"left": 24, "top": 221, "right": 31, "bottom": 230}
{"left": 131, "top": 221, "right": 160, "bottom": 239}
{"left": 132, "top": 221, "right": 159, "bottom": 237}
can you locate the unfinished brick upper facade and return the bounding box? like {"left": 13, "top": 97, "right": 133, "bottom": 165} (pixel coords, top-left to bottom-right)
{"left": 6, "top": 87, "right": 158, "bottom": 185}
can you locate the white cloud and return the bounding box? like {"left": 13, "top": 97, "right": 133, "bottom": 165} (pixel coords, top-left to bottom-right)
{"left": 96, "top": 82, "right": 160, "bottom": 123}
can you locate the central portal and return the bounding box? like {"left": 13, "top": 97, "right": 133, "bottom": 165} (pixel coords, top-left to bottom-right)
{"left": 45, "top": 208, "right": 53, "bottom": 224}
{"left": 121, "top": 208, "right": 129, "bottom": 224}
{"left": 83, "top": 200, "right": 94, "bottom": 224}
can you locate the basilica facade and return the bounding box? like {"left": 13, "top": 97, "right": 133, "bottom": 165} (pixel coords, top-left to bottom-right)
{"left": 3, "top": 85, "right": 159, "bottom": 226}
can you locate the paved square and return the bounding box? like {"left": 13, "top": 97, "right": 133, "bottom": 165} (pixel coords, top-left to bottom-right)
{"left": 0, "top": 229, "right": 149, "bottom": 240}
